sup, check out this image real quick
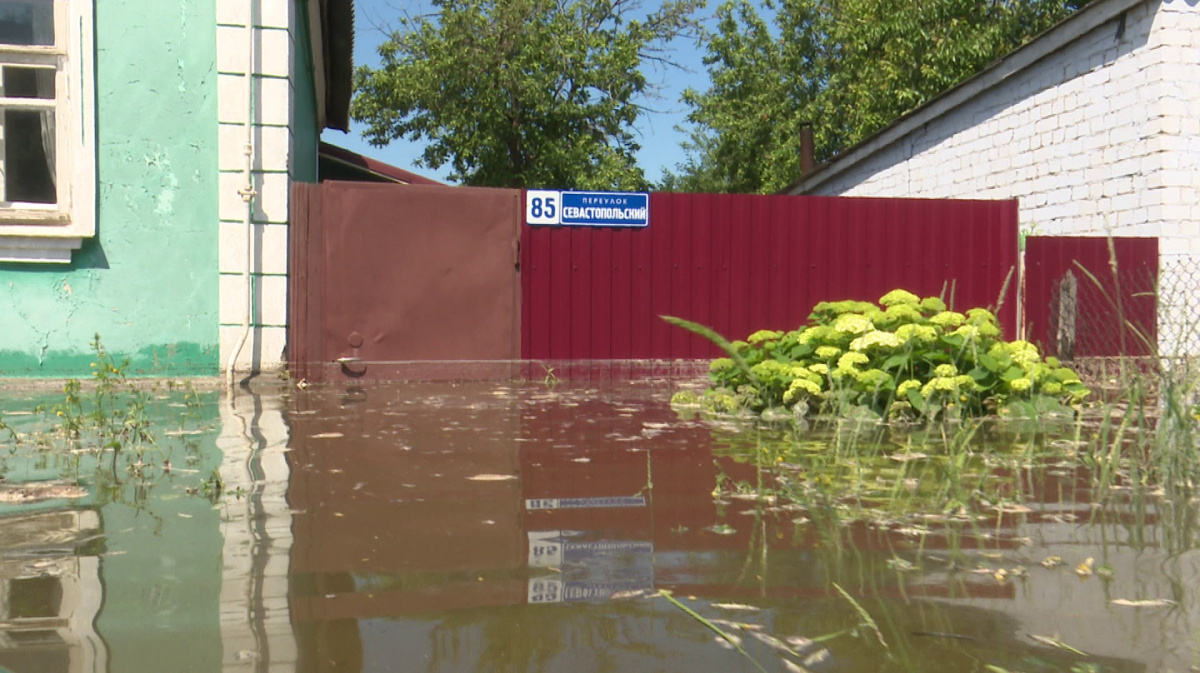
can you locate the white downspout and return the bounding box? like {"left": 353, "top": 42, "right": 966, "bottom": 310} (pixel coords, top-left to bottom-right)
{"left": 227, "top": 0, "right": 259, "bottom": 394}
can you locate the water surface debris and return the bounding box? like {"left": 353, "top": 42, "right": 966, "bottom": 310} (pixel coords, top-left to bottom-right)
{"left": 1110, "top": 598, "right": 1176, "bottom": 607}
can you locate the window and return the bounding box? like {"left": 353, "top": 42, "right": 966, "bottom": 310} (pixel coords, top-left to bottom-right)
{"left": 0, "top": 0, "right": 93, "bottom": 263}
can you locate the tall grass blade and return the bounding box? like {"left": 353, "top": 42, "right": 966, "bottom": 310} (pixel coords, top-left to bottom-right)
{"left": 656, "top": 590, "right": 768, "bottom": 672}
{"left": 661, "top": 316, "right": 760, "bottom": 386}
{"left": 831, "top": 582, "right": 891, "bottom": 655}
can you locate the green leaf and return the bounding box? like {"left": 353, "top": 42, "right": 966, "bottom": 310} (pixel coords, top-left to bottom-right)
{"left": 881, "top": 353, "right": 910, "bottom": 371}
{"left": 978, "top": 353, "right": 1000, "bottom": 372}
{"left": 906, "top": 389, "right": 926, "bottom": 414}
{"left": 1001, "top": 366, "right": 1024, "bottom": 382}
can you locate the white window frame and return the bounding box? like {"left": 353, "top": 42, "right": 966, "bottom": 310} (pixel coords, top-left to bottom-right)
{"left": 0, "top": 0, "right": 94, "bottom": 263}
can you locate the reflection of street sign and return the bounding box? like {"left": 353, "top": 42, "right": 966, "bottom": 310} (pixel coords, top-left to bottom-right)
{"left": 525, "top": 190, "right": 649, "bottom": 227}
{"left": 526, "top": 531, "right": 654, "bottom": 603}
{"left": 525, "top": 496, "right": 646, "bottom": 510}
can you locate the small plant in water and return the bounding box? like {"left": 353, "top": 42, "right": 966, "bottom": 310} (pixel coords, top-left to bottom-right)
{"left": 40, "top": 334, "right": 158, "bottom": 459}
{"left": 666, "top": 289, "right": 1091, "bottom": 422}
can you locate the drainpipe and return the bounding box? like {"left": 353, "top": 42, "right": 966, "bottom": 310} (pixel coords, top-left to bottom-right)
{"left": 227, "top": 0, "right": 259, "bottom": 394}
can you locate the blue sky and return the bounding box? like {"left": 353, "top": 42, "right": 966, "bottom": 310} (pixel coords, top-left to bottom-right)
{"left": 319, "top": 0, "right": 715, "bottom": 185}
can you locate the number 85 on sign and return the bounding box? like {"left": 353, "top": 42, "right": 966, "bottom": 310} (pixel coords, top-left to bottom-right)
{"left": 526, "top": 190, "right": 560, "bottom": 225}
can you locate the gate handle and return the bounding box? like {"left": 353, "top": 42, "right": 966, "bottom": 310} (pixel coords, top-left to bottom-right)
{"left": 335, "top": 356, "right": 362, "bottom": 365}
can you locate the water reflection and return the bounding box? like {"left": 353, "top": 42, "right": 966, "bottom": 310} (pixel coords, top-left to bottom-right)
{"left": 0, "top": 509, "right": 104, "bottom": 673}
{"left": 0, "top": 380, "right": 1198, "bottom": 671}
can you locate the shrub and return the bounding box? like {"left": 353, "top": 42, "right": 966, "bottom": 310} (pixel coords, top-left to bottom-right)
{"left": 671, "top": 289, "right": 1090, "bottom": 421}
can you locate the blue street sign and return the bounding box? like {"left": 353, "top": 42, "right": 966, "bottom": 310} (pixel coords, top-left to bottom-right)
{"left": 526, "top": 190, "right": 649, "bottom": 227}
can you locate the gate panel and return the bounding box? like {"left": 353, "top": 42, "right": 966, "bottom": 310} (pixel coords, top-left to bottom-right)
{"left": 1024, "top": 237, "right": 1158, "bottom": 358}
{"left": 521, "top": 194, "right": 1020, "bottom": 362}
{"left": 290, "top": 182, "right": 521, "bottom": 382}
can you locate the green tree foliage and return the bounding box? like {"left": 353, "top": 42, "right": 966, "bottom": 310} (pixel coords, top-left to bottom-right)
{"left": 352, "top": 0, "right": 700, "bottom": 189}
{"left": 666, "top": 0, "right": 1087, "bottom": 193}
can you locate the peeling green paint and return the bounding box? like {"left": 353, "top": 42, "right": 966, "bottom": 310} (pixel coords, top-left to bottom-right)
{"left": 0, "top": 1, "right": 219, "bottom": 378}
{"left": 0, "top": 342, "right": 218, "bottom": 378}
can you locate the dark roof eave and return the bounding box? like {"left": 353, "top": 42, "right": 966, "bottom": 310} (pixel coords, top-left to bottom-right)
{"left": 322, "top": 0, "right": 354, "bottom": 132}
{"left": 319, "top": 142, "right": 447, "bottom": 185}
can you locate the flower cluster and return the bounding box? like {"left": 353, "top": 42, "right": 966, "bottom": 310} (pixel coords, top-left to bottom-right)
{"left": 690, "top": 287, "right": 1091, "bottom": 421}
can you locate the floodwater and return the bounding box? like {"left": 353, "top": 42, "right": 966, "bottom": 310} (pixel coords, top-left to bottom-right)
{"left": 0, "top": 379, "right": 1198, "bottom": 673}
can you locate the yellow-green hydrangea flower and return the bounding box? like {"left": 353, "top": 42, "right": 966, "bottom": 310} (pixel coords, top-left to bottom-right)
{"left": 966, "top": 307, "right": 996, "bottom": 324}
{"left": 710, "top": 358, "right": 735, "bottom": 373}
{"left": 836, "top": 352, "right": 870, "bottom": 372}
{"left": 854, "top": 368, "right": 892, "bottom": 389}
{"left": 929, "top": 311, "right": 966, "bottom": 327}
{"left": 874, "top": 303, "right": 924, "bottom": 327}
{"left": 895, "top": 324, "right": 937, "bottom": 343}
{"left": 977, "top": 322, "right": 1001, "bottom": 338}
{"left": 808, "top": 363, "right": 829, "bottom": 376}
{"left": 783, "top": 378, "right": 822, "bottom": 404}
{"left": 921, "top": 296, "right": 947, "bottom": 313}
{"left": 788, "top": 364, "right": 822, "bottom": 384}
{"left": 815, "top": 346, "right": 842, "bottom": 360}
{"left": 832, "top": 313, "right": 873, "bottom": 335}
{"left": 1042, "top": 382, "right": 1063, "bottom": 395}
{"left": 798, "top": 326, "right": 837, "bottom": 344}
{"left": 879, "top": 289, "right": 920, "bottom": 307}
{"left": 951, "top": 324, "right": 980, "bottom": 340}
{"left": 1007, "top": 341, "right": 1040, "bottom": 367}
{"left": 954, "top": 375, "right": 978, "bottom": 392}
{"left": 747, "top": 329, "right": 783, "bottom": 344}
{"left": 704, "top": 392, "right": 740, "bottom": 413}
{"left": 934, "top": 364, "right": 958, "bottom": 377}
{"left": 1009, "top": 377, "right": 1033, "bottom": 393}
{"left": 897, "top": 379, "right": 922, "bottom": 397}
{"left": 921, "top": 377, "right": 960, "bottom": 397}
{"left": 850, "top": 330, "right": 903, "bottom": 352}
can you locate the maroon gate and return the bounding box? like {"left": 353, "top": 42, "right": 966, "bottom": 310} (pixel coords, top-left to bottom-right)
{"left": 521, "top": 193, "right": 1020, "bottom": 361}
{"left": 1023, "top": 236, "right": 1158, "bottom": 358}
{"left": 290, "top": 182, "right": 522, "bottom": 382}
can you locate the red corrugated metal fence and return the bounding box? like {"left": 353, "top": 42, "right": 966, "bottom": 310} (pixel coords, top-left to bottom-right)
{"left": 521, "top": 193, "right": 1020, "bottom": 360}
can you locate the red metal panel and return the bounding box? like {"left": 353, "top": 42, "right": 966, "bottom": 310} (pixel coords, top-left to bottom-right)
{"left": 649, "top": 194, "right": 674, "bottom": 358}
{"left": 689, "top": 194, "right": 713, "bottom": 357}
{"left": 747, "top": 196, "right": 771, "bottom": 334}
{"left": 610, "top": 227, "right": 633, "bottom": 359}
{"left": 728, "top": 196, "right": 752, "bottom": 347}
{"left": 630, "top": 207, "right": 654, "bottom": 357}
{"left": 768, "top": 196, "right": 790, "bottom": 330}
{"left": 521, "top": 193, "right": 1020, "bottom": 361}
{"left": 548, "top": 221, "right": 573, "bottom": 360}
{"left": 570, "top": 228, "right": 593, "bottom": 362}
{"left": 669, "top": 194, "right": 692, "bottom": 356}
{"left": 591, "top": 225, "right": 613, "bottom": 361}
{"left": 1024, "top": 236, "right": 1157, "bottom": 357}
{"left": 711, "top": 196, "right": 734, "bottom": 355}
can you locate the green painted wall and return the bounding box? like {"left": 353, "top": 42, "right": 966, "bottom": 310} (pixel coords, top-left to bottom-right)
{"left": 293, "top": 0, "right": 320, "bottom": 184}
{"left": 0, "top": 0, "right": 220, "bottom": 377}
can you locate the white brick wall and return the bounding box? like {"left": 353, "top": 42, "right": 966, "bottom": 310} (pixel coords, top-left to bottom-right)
{"left": 797, "top": 0, "right": 1200, "bottom": 354}
{"left": 217, "top": 0, "right": 300, "bottom": 373}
